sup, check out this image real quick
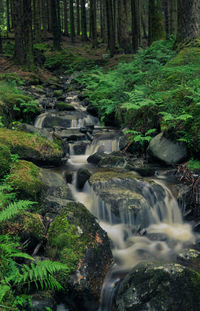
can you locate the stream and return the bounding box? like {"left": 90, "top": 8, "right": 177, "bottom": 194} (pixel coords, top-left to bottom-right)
{"left": 33, "top": 79, "right": 196, "bottom": 311}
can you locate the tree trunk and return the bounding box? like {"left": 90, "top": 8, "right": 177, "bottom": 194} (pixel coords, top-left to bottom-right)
{"left": 0, "top": 0, "right": 3, "bottom": 53}
{"left": 90, "top": 0, "right": 97, "bottom": 47}
{"left": 6, "top": 0, "right": 10, "bottom": 32}
{"left": 51, "top": 0, "right": 61, "bottom": 49}
{"left": 148, "top": 0, "right": 165, "bottom": 45}
{"left": 70, "top": 0, "right": 75, "bottom": 42}
{"left": 81, "top": 0, "right": 87, "bottom": 41}
{"left": 118, "top": 0, "right": 130, "bottom": 53}
{"left": 131, "top": 0, "right": 140, "bottom": 53}
{"left": 105, "top": 0, "right": 115, "bottom": 56}
{"left": 12, "top": 0, "right": 25, "bottom": 64}
{"left": 178, "top": 0, "right": 200, "bottom": 42}
{"left": 33, "top": 0, "right": 42, "bottom": 42}
{"left": 76, "top": 0, "right": 80, "bottom": 35}
{"left": 41, "top": 0, "right": 48, "bottom": 38}
{"left": 23, "top": 0, "right": 34, "bottom": 69}
{"left": 63, "top": 0, "right": 69, "bottom": 35}
{"left": 169, "top": 0, "right": 178, "bottom": 38}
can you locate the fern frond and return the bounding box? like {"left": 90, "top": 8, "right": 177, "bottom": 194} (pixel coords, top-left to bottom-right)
{"left": 0, "top": 200, "right": 35, "bottom": 222}
{"left": 0, "top": 285, "right": 10, "bottom": 303}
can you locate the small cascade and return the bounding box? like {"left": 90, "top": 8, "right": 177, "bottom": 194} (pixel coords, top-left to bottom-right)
{"left": 34, "top": 112, "right": 49, "bottom": 128}
{"left": 85, "top": 138, "right": 120, "bottom": 154}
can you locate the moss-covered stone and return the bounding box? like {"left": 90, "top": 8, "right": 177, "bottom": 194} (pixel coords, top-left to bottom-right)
{"left": 46, "top": 202, "right": 113, "bottom": 301}
{"left": 0, "top": 143, "right": 11, "bottom": 178}
{"left": 116, "top": 262, "right": 200, "bottom": 311}
{"left": 55, "top": 102, "right": 75, "bottom": 111}
{"left": 19, "top": 211, "right": 45, "bottom": 241}
{"left": 8, "top": 160, "right": 43, "bottom": 200}
{"left": 0, "top": 128, "right": 64, "bottom": 165}
{"left": 168, "top": 47, "right": 200, "bottom": 66}
{"left": 54, "top": 90, "right": 63, "bottom": 97}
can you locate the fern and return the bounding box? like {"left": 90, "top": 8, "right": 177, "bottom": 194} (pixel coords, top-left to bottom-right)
{"left": 0, "top": 200, "right": 35, "bottom": 222}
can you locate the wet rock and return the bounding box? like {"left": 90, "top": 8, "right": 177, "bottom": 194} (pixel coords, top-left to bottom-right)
{"left": 18, "top": 123, "right": 54, "bottom": 142}
{"left": 115, "top": 262, "right": 200, "bottom": 311}
{"left": 0, "top": 128, "right": 63, "bottom": 166}
{"left": 89, "top": 170, "right": 166, "bottom": 226}
{"left": 71, "top": 141, "right": 89, "bottom": 155}
{"left": 28, "top": 293, "right": 56, "bottom": 311}
{"left": 147, "top": 132, "right": 187, "bottom": 165}
{"left": 46, "top": 202, "right": 113, "bottom": 311}
{"left": 39, "top": 111, "right": 85, "bottom": 129}
{"left": 55, "top": 102, "right": 76, "bottom": 111}
{"left": 87, "top": 152, "right": 106, "bottom": 164}
{"left": 86, "top": 104, "right": 98, "bottom": 117}
{"left": 177, "top": 248, "right": 200, "bottom": 272}
{"left": 40, "top": 169, "right": 73, "bottom": 215}
{"left": 77, "top": 168, "right": 91, "bottom": 189}
{"left": 63, "top": 171, "right": 73, "bottom": 183}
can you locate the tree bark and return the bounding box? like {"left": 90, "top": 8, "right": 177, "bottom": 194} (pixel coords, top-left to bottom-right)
{"left": 12, "top": 0, "right": 25, "bottom": 64}
{"left": 105, "top": 0, "right": 115, "bottom": 56}
{"left": 23, "top": 0, "right": 34, "bottom": 69}
{"left": 148, "top": 0, "right": 165, "bottom": 45}
{"left": 63, "top": 0, "right": 69, "bottom": 35}
{"left": 178, "top": 0, "right": 200, "bottom": 42}
{"left": 6, "top": 0, "right": 10, "bottom": 32}
{"left": 90, "top": 0, "right": 97, "bottom": 47}
{"left": 118, "top": 0, "right": 130, "bottom": 53}
{"left": 131, "top": 0, "right": 140, "bottom": 53}
{"left": 76, "top": 0, "right": 80, "bottom": 35}
{"left": 70, "top": 0, "right": 75, "bottom": 42}
{"left": 81, "top": 0, "right": 87, "bottom": 41}
{"left": 51, "top": 0, "right": 61, "bottom": 49}
{"left": 33, "top": 0, "right": 42, "bottom": 42}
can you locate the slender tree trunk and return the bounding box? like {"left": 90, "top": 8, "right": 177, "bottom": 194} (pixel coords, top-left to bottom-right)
{"left": 118, "top": 0, "right": 130, "bottom": 53}
{"left": 41, "top": 0, "right": 48, "bottom": 38}
{"left": 131, "top": 0, "right": 140, "bottom": 53}
{"left": 33, "top": 0, "right": 42, "bottom": 42}
{"left": 12, "top": 0, "right": 25, "bottom": 64}
{"left": 57, "top": 0, "right": 61, "bottom": 35}
{"left": 23, "top": 0, "right": 34, "bottom": 69}
{"left": 48, "top": 0, "right": 52, "bottom": 32}
{"left": 0, "top": 0, "right": 3, "bottom": 53}
{"left": 169, "top": 0, "right": 177, "bottom": 38}
{"left": 6, "top": 0, "right": 10, "bottom": 32}
{"left": 63, "top": 0, "right": 69, "bottom": 35}
{"left": 51, "top": 0, "right": 61, "bottom": 49}
{"left": 105, "top": 0, "right": 115, "bottom": 56}
{"left": 148, "top": 0, "right": 165, "bottom": 45}
{"left": 90, "top": 0, "right": 97, "bottom": 47}
{"left": 76, "top": 0, "right": 80, "bottom": 35}
{"left": 178, "top": 0, "right": 200, "bottom": 42}
{"left": 70, "top": 0, "right": 75, "bottom": 42}
{"left": 81, "top": 0, "right": 87, "bottom": 41}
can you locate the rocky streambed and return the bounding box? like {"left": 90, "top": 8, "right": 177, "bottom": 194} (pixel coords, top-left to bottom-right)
{"left": 12, "top": 75, "right": 200, "bottom": 311}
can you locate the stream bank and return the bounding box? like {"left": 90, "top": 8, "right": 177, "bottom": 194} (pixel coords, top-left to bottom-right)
{"left": 9, "top": 74, "right": 200, "bottom": 311}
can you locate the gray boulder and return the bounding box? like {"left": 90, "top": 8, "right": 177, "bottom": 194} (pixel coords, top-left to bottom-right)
{"left": 116, "top": 262, "right": 200, "bottom": 311}
{"left": 147, "top": 132, "right": 187, "bottom": 165}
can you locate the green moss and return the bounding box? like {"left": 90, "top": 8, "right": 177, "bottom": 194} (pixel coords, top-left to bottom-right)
{"left": 168, "top": 47, "right": 200, "bottom": 66}
{"left": 54, "top": 90, "right": 63, "bottom": 97}
{"left": 55, "top": 102, "right": 74, "bottom": 111}
{"left": 0, "top": 143, "right": 11, "bottom": 179}
{"left": 188, "top": 159, "right": 200, "bottom": 170}
{"left": 90, "top": 169, "right": 138, "bottom": 184}
{"left": 20, "top": 211, "right": 45, "bottom": 241}
{"left": 0, "top": 128, "right": 63, "bottom": 164}
{"left": 8, "top": 160, "right": 43, "bottom": 200}
{"left": 46, "top": 202, "right": 101, "bottom": 277}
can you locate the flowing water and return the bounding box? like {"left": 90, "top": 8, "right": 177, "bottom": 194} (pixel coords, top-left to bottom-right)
{"left": 35, "top": 87, "right": 196, "bottom": 311}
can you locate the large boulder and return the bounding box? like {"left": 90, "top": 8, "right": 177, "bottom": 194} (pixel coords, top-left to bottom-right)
{"left": 46, "top": 202, "right": 113, "bottom": 311}
{"left": 147, "top": 132, "right": 187, "bottom": 165}
{"left": 115, "top": 262, "right": 200, "bottom": 311}
{"left": 0, "top": 128, "right": 63, "bottom": 165}
{"left": 89, "top": 170, "right": 166, "bottom": 227}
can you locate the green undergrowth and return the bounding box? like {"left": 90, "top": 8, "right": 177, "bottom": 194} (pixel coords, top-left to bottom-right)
{"left": 76, "top": 38, "right": 200, "bottom": 157}
{"left": 0, "top": 79, "right": 40, "bottom": 125}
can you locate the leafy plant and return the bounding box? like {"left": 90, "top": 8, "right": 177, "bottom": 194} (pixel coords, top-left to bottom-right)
{"left": 125, "top": 128, "right": 157, "bottom": 152}
{"left": 0, "top": 185, "right": 68, "bottom": 310}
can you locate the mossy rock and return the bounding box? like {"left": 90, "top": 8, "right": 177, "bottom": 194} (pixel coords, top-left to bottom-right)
{"left": 0, "top": 128, "right": 64, "bottom": 165}
{"left": 55, "top": 102, "right": 75, "bottom": 111}
{"left": 0, "top": 142, "right": 11, "bottom": 178}
{"left": 116, "top": 262, "right": 200, "bottom": 311}
{"left": 46, "top": 202, "right": 112, "bottom": 300}
{"left": 8, "top": 160, "right": 43, "bottom": 200}
{"left": 19, "top": 211, "right": 45, "bottom": 241}
{"left": 54, "top": 90, "right": 63, "bottom": 97}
